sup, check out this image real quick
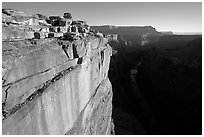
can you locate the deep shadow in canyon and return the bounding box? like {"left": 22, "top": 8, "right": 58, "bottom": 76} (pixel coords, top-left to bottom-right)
{"left": 107, "top": 33, "right": 202, "bottom": 135}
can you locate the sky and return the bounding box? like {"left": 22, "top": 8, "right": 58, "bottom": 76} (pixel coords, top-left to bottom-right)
{"left": 2, "top": 2, "right": 202, "bottom": 32}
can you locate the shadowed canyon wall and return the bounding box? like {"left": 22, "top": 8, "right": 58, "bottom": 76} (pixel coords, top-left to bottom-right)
{"left": 107, "top": 33, "right": 202, "bottom": 135}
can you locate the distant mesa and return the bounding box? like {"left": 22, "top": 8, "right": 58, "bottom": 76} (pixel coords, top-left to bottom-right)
{"left": 91, "top": 25, "right": 161, "bottom": 46}
{"left": 91, "top": 25, "right": 158, "bottom": 34}
{"left": 160, "top": 31, "right": 174, "bottom": 35}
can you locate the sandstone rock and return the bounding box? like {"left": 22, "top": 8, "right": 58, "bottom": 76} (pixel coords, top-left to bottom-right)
{"left": 65, "top": 78, "right": 113, "bottom": 135}
{"left": 2, "top": 9, "right": 113, "bottom": 135}
{"left": 54, "top": 32, "right": 63, "bottom": 38}
{"left": 63, "top": 12, "right": 72, "bottom": 19}
{"left": 28, "top": 18, "right": 39, "bottom": 26}
{"left": 2, "top": 36, "right": 113, "bottom": 135}
{"left": 25, "top": 31, "right": 34, "bottom": 39}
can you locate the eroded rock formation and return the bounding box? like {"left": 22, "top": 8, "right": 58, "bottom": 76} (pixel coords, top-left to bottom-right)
{"left": 91, "top": 25, "right": 161, "bottom": 46}
{"left": 2, "top": 9, "right": 114, "bottom": 135}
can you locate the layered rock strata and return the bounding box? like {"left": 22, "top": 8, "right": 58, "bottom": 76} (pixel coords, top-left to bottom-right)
{"left": 2, "top": 35, "right": 113, "bottom": 134}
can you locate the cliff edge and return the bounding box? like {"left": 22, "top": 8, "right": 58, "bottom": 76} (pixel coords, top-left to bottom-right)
{"left": 2, "top": 9, "right": 114, "bottom": 135}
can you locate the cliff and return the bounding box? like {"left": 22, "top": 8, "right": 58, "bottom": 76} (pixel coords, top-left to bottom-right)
{"left": 2, "top": 9, "right": 114, "bottom": 135}
{"left": 91, "top": 25, "right": 161, "bottom": 46}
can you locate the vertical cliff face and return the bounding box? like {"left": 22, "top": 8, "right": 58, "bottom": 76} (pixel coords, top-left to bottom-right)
{"left": 2, "top": 36, "right": 113, "bottom": 134}
{"left": 91, "top": 25, "right": 161, "bottom": 46}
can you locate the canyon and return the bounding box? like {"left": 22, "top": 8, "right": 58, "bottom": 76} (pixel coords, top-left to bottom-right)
{"left": 2, "top": 9, "right": 202, "bottom": 135}
{"left": 98, "top": 26, "right": 201, "bottom": 134}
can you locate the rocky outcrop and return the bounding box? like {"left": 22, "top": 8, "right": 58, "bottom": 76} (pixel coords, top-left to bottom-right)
{"left": 2, "top": 9, "right": 113, "bottom": 135}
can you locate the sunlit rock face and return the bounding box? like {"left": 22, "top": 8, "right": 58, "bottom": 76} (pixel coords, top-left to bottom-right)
{"left": 2, "top": 21, "right": 113, "bottom": 134}
{"left": 2, "top": 8, "right": 114, "bottom": 135}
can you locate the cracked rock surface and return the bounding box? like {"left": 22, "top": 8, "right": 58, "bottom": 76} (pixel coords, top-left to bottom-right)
{"left": 2, "top": 9, "right": 114, "bottom": 135}
{"left": 2, "top": 35, "right": 113, "bottom": 135}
